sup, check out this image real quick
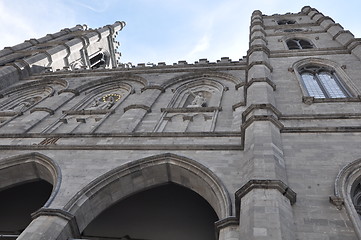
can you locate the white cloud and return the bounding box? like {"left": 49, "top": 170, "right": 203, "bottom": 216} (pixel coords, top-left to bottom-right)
{"left": 72, "top": 0, "right": 115, "bottom": 13}
{"left": 186, "top": 34, "right": 211, "bottom": 60}
{"left": 0, "top": 1, "right": 77, "bottom": 49}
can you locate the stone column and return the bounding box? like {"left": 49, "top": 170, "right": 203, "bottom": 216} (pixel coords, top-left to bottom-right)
{"left": 17, "top": 208, "right": 80, "bottom": 240}
{"left": 236, "top": 10, "right": 296, "bottom": 240}
{"left": 216, "top": 217, "right": 239, "bottom": 240}
{"left": 115, "top": 86, "right": 163, "bottom": 132}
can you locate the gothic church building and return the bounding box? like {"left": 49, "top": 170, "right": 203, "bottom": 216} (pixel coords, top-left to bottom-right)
{"left": 1, "top": 5, "right": 361, "bottom": 240}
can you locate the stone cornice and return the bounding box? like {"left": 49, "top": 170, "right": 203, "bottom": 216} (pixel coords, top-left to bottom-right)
{"left": 161, "top": 106, "right": 221, "bottom": 113}
{"left": 0, "top": 131, "right": 242, "bottom": 138}
{"left": 0, "top": 143, "right": 241, "bottom": 151}
{"left": 270, "top": 47, "right": 348, "bottom": 58}
{"left": 242, "top": 115, "right": 284, "bottom": 131}
{"left": 63, "top": 109, "right": 115, "bottom": 115}
{"left": 246, "top": 77, "right": 276, "bottom": 91}
{"left": 247, "top": 61, "right": 273, "bottom": 72}
{"left": 247, "top": 45, "right": 270, "bottom": 58}
{"left": 242, "top": 103, "right": 281, "bottom": 122}
{"left": 282, "top": 126, "right": 361, "bottom": 133}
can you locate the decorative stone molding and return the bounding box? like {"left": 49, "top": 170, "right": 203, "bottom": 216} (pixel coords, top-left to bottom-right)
{"left": 235, "top": 180, "right": 297, "bottom": 217}
{"left": 30, "top": 107, "right": 55, "bottom": 115}
{"left": 63, "top": 109, "right": 115, "bottom": 115}
{"left": 247, "top": 61, "right": 273, "bottom": 72}
{"left": 249, "top": 28, "right": 267, "bottom": 39}
{"left": 140, "top": 85, "right": 165, "bottom": 92}
{"left": 161, "top": 106, "right": 221, "bottom": 113}
{"left": 232, "top": 102, "right": 246, "bottom": 111}
{"left": 247, "top": 45, "right": 270, "bottom": 57}
{"left": 215, "top": 216, "right": 239, "bottom": 232}
{"left": 235, "top": 82, "right": 245, "bottom": 90}
{"left": 242, "top": 115, "right": 284, "bottom": 131}
{"left": 242, "top": 103, "right": 281, "bottom": 122}
{"left": 246, "top": 77, "right": 276, "bottom": 91}
{"left": 124, "top": 104, "right": 151, "bottom": 113}
{"left": 162, "top": 71, "right": 241, "bottom": 88}
{"left": 250, "top": 35, "right": 268, "bottom": 45}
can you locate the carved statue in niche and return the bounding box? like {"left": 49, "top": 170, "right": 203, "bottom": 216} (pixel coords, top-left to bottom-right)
{"left": 187, "top": 88, "right": 207, "bottom": 107}
{"left": 84, "top": 93, "right": 121, "bottom": 110}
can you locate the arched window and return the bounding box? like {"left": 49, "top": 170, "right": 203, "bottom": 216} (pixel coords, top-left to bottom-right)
{"left": 277, "top": 19, "right": 296, "bottom": 25}
{"left": 333, "top": 158, "right": 361, "bottom": 237}
{"left": 287, "top": 39, "right": 313, "bottom": 50}
{"left": 299, "top": 66, "right": 351, "bottom": 98}
{"left": 351, "top": 181, "right": 361, "bottom": 218}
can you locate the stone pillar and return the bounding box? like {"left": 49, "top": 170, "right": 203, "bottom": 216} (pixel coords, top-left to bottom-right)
{"left": 17, "top": 208, "right": 79, "bottom": 240}
{"left": 237, "top": 10, "right": 296, "bottom": 240}
{"left": 114, "top": 87, "right": 163, "bottom": 132}
{"left": 216, "top": 217, "right": 239, "bottom": 240}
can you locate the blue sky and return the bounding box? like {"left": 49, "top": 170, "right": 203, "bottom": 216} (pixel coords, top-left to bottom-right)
{"left": 0, "top": 0, "right": 360, "bottom": 65}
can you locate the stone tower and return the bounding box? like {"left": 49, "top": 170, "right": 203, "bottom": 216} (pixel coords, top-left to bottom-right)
{"left": 1, "top": 6, "right": 361, "bottom": 240}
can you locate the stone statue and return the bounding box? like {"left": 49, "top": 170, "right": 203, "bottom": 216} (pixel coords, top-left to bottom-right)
{"left": 6, "top": 97, "right": 38, "bottom": 112}
{"left": 187, "top": 89, "right": 207, "bottom": 107}
{"left": 85, "top": 96, "right": 115, "bottom": 110}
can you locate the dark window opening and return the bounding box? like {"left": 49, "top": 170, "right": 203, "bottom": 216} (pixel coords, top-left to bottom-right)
{"left": 287, "top": 39, "right": 313, "bottom": 50}
{"left": 277, "top": 19, "right": 296, "bottom": 25}
{"left": 90, "top": 52, "right": 106, "bottom": 69}
{"left": 0, "top": 180, "right": 53, "bottom": 239}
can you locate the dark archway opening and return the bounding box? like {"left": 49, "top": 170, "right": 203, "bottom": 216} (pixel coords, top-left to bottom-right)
{"left": 82, "top": 183, "right": 219, "bottom": 240}
{"left": 0, "top": 180, "right": 53, "bottom": 239}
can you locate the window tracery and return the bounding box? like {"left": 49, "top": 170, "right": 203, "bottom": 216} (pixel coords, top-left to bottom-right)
{"left": 299, "top": 66, "right": 351, "bottom": 99}
{"left": 287, "top": 39, "right": 313, "bottom": 50}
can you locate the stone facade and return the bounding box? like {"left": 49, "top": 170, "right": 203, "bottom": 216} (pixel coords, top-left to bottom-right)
{"left": 1, "top": 5, "right": 361, "bottom": 240}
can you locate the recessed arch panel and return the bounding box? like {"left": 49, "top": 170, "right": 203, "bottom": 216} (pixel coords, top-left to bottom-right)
{"left": 334, "top": 158, "right": 361, "bottom": 239}
{"left": 64, "top": 153, "right": 232, "bottom": 233}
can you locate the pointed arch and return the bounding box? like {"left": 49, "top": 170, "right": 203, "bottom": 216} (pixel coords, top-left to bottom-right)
{"left": 161, "top": 71, "right": 241, "bottom": 89}
{"left": 63, "top": 153, "right": 232, "bottom": 232}
{"left": 0, "top": 152, "right": 61, "bottom": 208}
{"left": 74, "top": 74, "right": 148, "bottom": 93}
{"left": 334, "top": 158, "right": 361, "bottom": 239}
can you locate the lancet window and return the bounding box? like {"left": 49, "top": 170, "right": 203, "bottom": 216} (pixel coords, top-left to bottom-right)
{"left": 299, "top": 66, "right": 351, "bottom": 99}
